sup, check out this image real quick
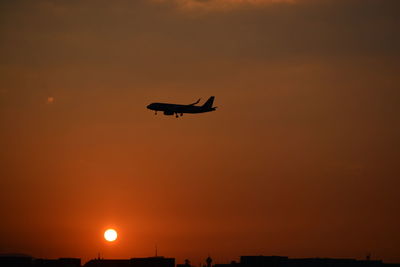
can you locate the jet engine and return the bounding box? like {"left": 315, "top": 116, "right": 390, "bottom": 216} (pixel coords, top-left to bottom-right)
{"left": 163, "top": 111, "right": 174, "bottom": 115}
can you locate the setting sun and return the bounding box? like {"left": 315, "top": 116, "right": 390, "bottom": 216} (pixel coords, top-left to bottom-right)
{"left": 104, "top": 229, "right": 118, "bottom": 242}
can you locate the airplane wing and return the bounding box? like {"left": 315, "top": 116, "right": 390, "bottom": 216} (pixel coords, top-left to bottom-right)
{"left": 189, "top": 98, "right": 201, "bottom": 106}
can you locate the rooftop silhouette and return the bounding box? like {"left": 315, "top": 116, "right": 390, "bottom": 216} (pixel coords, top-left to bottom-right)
{"left": 1, "top": 255, "right": 399, "bottom": 267}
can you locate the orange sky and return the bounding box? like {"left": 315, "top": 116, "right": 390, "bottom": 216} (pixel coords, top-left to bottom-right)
{"left": 0, "top": 0, "right": 399, "bottom": 264}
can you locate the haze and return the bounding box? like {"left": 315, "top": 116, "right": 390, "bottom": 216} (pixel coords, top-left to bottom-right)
{"left": 0, "top": 0, "right": 399, "bottom": 264}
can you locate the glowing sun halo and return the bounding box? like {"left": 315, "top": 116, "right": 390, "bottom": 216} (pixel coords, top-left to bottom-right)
{"left": 104, "top": 229, "right": 118, "bottom": 242}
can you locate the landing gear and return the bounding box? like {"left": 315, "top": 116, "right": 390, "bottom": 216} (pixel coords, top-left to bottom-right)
{"left": 175, "top": 113, "right": 183, "bottom": 118}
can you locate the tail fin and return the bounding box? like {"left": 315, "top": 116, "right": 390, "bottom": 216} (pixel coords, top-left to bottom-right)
{"left": 202, "top": 96, "right": 215, "bottom": 109}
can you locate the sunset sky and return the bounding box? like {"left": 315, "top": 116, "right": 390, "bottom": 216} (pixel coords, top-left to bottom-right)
{"left": 0, "top": 0, "right": 399, "bottom": 264}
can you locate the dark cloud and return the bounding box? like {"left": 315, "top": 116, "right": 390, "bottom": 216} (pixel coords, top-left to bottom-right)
{"left": 1, "top": 0, "right": 400, "bottom": 65}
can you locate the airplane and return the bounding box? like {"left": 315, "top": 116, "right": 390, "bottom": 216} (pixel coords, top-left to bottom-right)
{"left": 147, "top": 96, "right": 217, "bottom": 117}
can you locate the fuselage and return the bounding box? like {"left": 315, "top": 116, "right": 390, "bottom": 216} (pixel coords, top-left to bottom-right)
{"left": 147, "top": 96, "right": 216, "bottom": 117}
{"left": 147, "top": 103, "right": 214, "bottom": 114}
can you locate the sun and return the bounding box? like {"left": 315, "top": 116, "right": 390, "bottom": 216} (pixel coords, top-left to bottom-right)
{"left": 104, "top": 229, "right": 118, "bottom": 242}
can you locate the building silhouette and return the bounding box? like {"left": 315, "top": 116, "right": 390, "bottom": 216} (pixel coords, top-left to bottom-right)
{"left": 176, "top": 259, "right": 191, "bottom": 267}
{"left": 0, "top": 256, "right": 80, "bottom": 267}
{"left": 84, "top": 259, "right": 130, "bottom": 267}
{"left": 131, "top": 256, "right": 175, "bottom": 267}
{"left": 1, "top": 254, "right": 399, "bottom": 267}
{"left": 0, "top": 255, "right": 33, "bottom": 267}
{"left": 34, "top": 258, "right": 81, "bottom": 267}
{"left": 83, "top": 256, "right": 174, "bottom": 267}
{"left": 237, "top": 256, "right": 399, "bottom": 267}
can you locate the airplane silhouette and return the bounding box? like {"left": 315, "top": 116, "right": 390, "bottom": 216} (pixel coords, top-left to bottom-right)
{"left": 147, "top": 96, "right": 216, "bottom": 117}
